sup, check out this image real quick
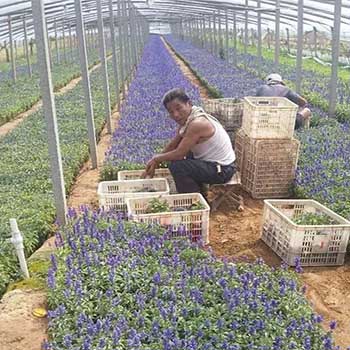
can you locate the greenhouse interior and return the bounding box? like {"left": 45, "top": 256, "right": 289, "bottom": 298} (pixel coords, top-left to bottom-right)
{"left": 0, "top": 0, "right": 350, "bottom": 349}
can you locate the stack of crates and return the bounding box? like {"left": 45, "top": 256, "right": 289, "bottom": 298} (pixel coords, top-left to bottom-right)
{"left": 235, "top": 97, "right": 300, "bottom": 199}
{"left": 201, "top": 98, "right": 243, "bottom": 145}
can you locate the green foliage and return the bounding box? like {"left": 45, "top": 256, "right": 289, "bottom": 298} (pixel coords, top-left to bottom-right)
{"left": 146, "top": 197, "right": 171, "bottom": 213}
{"left": 335, "top": 104, "right": 350, "bottom": 124}
{"left": 293, "top": 212, "right": 335, "bottom": 225}
{"left": 0, "top": 60, "right": 118, "bottom": 296}
{"left": 100, "top": 162, "right": 145, "bottom": 181}
{"left": 0, "top": 50, "right": 100, "bottom": 127}
{"left": 188, "top": 201, "right": 206, "bottom": 210}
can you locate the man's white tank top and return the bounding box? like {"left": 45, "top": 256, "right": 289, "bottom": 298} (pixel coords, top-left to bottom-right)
{"left": 179, "top": 106, "right": 235, "bottom": 166}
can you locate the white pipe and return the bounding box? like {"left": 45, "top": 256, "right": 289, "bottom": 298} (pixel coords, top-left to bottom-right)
{"left": 9, "top": 218, "right": 30, "bottom": 279}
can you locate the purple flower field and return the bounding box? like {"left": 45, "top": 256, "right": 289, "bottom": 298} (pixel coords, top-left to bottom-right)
{"left": 46, "top": 209, "right": 337, "bottom": 350}
{"left": 166, "top": 36, "right": 262, "bottom": 99}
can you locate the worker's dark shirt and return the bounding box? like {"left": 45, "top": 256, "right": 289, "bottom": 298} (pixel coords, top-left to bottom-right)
{"left": 256, "top": 83, "right": 303, "bottom": 107}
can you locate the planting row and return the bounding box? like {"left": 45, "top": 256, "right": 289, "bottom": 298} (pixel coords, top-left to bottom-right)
{"left": 165, "top": 36, "right": 350, "bottom": 220}
{"left": 45, "top": 36, "right": 340, "bottom": 349}
{"left": 46, "top": 210, "right": 337, "bottom": 350}
{"left": 101, "top": 35, "right": 200, "bottom": 181}
{"left": 0, "top": 49, "right": 100, "bottom": 127}
{"left": 165, "top": 35, "right": 262, "bottom": 99}
{"left": 295, "top": 124, "right": 350, "bottom": 220}
{"left": 0, "top": 57, "right": 118, "bottom": 295}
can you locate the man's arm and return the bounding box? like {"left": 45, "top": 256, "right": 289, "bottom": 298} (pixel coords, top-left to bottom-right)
{"left": 286, "top": 90, "right": 307, "bottom": 107}
{"left": 145, "top": 119, "right": 212, "bottom": 172}
{"left": 162, "top": 129, "right": 183, "bottom": 153}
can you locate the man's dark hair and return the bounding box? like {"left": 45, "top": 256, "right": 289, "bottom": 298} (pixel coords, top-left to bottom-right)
{"left": 162, "top": 88, "right": 191, "bottom": 108}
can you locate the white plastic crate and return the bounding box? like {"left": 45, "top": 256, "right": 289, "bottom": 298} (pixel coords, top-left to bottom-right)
{"left": 97, "top": 179, "right": 170, "bottom": 211}
{"left": 118, "top": 168, "right": 177, "bottom": 194}
{"left": 261, "top": 199, "right": 350, "bottom": 266}
{"left": 242, "top": 97, "right": 298, "bottom": 139}
{"left": 202, "top": 98, "right": 243, "bottom": 131}
{"left": 126, "top": 193, "right": 210, "bottom": 244}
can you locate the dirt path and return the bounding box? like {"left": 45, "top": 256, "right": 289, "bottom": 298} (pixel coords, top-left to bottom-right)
{"left": 161, "top": 37, "right": 210, "bottom": 99}
{"left": 164, "top": 37, "right": 350, "bottom": 348}
{"left": 0, "top": 61, "right": 104, "bottom": 139}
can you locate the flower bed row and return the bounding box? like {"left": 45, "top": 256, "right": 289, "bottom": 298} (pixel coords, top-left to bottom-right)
{"left": 295, "top": 124, "right": 350, "bottom": 220}
{"left": 101, "top": 35, "right": 200, "bottom": 181}
{"left": 0, "top": 49, "right": 100, "bottom": 127}
{"left": 0, "top": 58, "right": 117, "bottom": 295}
{"left": 46, "top": 210, "right": 337, "bottom": 350}
{"left": 165, "top": 36, "right": 262, "bottom": 99}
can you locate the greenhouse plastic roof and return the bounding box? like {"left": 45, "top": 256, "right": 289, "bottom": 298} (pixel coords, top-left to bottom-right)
{"left": 0, "top": 0, "right": 349, "bottom": 41}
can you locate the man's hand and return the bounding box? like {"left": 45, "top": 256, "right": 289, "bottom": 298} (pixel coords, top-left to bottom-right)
{"left": 142, "top": 155, "right": 161, "bottom": 178}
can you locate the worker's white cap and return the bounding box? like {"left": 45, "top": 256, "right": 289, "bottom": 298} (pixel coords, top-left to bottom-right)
{"left": 266, "top": 73, "right": 283, "bottom": 83}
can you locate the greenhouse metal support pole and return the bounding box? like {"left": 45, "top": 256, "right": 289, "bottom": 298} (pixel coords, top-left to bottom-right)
{"left": 244, "top": 0, "right": 248, "bottom": 62}
{"left": 31, "top": 0, "right": 67, "bottom": 225}
{"left": 296, "top": 0, "right": 303, "bottom": 93}
{"left": 196, "top": 19, "right": 200, "bottom": 46}
{"left": 62, "top": 19, "right": 67, "bottom": 62}
{"left": 126, "top": 2, "right": 132, "bottom": 75}
{"left": 286, "top": 28, "right": 290, "bottom": 54}
{"left": 69, "top": 21, "right": 74, "bottom": 60}
{"left": 23, "top": 16, "right": 32, "bottom": 77}
{"left": 97, "top": 0, "right": 112, "bottom": 134}
{"left": 218, "top": 10, "right": 222, "bottom": 54}
{"left": 213, "top": 14, "right": 217, "bottom": 56}
{"left": 8, "top": 16, "right": 16, "bottom": 82}
{"left": 122, "top": 0, "right": 129, "bottom": 81}
{"left": 313, "top": 26, "right": 317, "bottom": 57}
{"left": 130, "top": 3, "right": 137, "bottom": 67}
{"left": 75, "top": 0, "right": 98, "bottom": 169}
{"left": 225, "top": 10, "right": 229, "bottom": 62}
{"left": 275, "top": 0, "right": 281, "bottom": 67}
{"left": 209, "top": 18, "right": 213, "bottom": 54}
{"left": 257, "top": 0, "right": 262, "bottom": 77}
{"left": 14, "top": 40, "right": 18, "bottom": 61}
{"left": 201, "top": 16, "right": 205, "bottom": 48}
{"left": 54, "top": 19, "right": 60, "bottom": 64}
{"left": 233, "top": 12, "right": 237, "bottom": 66}
{"left": 109, "top": 0, "right": 120, "bottom": 107}
{"left": 329, "top": 0, "right": 342, "bottom": 117}
{"left": 46, "top": 19, "right": 53, "bottom": 69}
{"left": 118, "top": 0, "right": 125, "bottom": 95}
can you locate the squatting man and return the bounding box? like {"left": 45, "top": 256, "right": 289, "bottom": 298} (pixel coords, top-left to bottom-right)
{"left": 143, "top": 88, "right": 236, "bottom": 195}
